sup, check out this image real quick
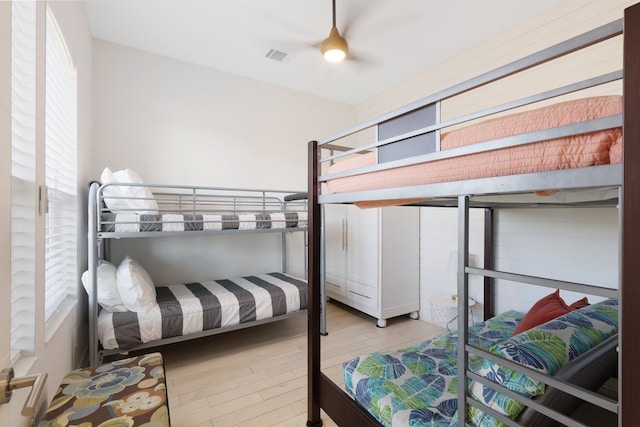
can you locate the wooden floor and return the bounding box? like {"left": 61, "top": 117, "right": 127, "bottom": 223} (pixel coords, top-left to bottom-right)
{"left": 159, "top": 301, "right": 445, "bottom": 427}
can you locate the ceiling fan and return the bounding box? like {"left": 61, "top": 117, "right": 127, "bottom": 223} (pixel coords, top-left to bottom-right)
{"left": 320, "top": 0, "right": 349, "bottom": 62}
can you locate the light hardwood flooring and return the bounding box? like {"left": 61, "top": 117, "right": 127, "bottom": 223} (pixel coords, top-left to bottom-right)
{"left": 158, "top": 301, "right": 445, "bottom": 427}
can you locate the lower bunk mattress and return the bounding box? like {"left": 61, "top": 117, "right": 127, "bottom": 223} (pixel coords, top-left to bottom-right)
{"left": 98, "top": 272, "right": 307, "bottom": 350}
{"left": 343, "top": 299, "right": 619, "bottom": 427}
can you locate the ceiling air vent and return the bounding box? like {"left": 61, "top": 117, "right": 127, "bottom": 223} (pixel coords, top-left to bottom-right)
{"left": 265, "top": 49, "right": 289, "bottom": 62}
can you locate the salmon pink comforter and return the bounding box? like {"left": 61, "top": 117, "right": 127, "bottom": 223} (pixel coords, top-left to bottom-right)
{"left": 326, "top": 96, "right": 622, "bottom": 198}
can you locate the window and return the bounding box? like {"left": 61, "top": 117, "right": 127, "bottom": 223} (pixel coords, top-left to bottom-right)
{"left": 44, "top": 6, "right": 77, "bottom": 322}
{"left": 10, "top": 1, "right": 79, "bottom": 363}
{"left": 10, "top": 0, "right": 37, "bottom": 360}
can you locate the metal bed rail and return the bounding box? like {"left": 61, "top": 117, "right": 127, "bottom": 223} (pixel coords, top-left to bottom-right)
{"left": 96, "top": 182, "right": 307, "bottom": 213}
{"left": 93, "top": 182, "right": 308, "bottom": 239}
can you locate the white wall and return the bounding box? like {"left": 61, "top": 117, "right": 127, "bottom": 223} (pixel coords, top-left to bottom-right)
{"left": 419, "top": 207, "right": 486, "bottom": 323}
{"left": 355, "top": 0, "right": 634, "bottom": 323}
{"left": 92, "top": 40, "right": 355, "bottom": 282}
{"left": 92, "top": 39, "right": 354, "bottom": 188}
{"left": 493, "top": 207, "right": 618, "bottom": 313}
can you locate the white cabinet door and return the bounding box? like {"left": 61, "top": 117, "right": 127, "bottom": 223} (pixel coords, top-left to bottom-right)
{"left": 344, "top": 206, "right": 378, "bottom": 289}
{"left": 324, "top": 204, "right": 348, "bottom": 295}
{"left": 325, "top": 205, "right": 380, "bottom": 312}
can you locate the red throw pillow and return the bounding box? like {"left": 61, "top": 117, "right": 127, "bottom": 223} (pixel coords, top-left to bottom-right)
{"left": 511, "top": 290, "right": 589, "bottom": 336}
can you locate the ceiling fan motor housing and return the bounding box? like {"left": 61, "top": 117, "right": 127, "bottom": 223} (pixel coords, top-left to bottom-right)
{"left": 321, "top": 27, "right": 348, "bottom": 62}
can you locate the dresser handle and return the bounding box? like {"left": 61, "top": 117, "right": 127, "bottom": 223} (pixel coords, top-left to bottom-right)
{"left": 348, "top": 290, "right": 371, "bottom": 299}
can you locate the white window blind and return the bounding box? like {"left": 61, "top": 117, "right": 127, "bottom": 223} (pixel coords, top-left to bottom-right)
{"left": 44, "top": 6, "right": 77, "bottom": 322}
{"left": 11, "top": 0, "right": 37, "bottom": 359}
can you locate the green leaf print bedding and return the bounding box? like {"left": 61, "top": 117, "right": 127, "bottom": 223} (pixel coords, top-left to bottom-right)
{"left": 343, "top": 300, "right": 618, "bottom": 427}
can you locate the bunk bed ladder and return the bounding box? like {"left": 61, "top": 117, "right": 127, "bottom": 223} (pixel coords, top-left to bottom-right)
{"left": 457, "top": 192, "right": 621, "bottom": 425}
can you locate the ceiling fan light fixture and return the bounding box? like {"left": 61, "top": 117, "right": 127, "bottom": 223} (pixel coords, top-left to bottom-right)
{"left": 321, "top": 27, "right": 348, "bottom": 62}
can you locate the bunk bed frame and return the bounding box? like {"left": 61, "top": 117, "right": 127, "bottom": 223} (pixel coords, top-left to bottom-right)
{"left": 306, "top": 3, "right": 640, "bottom": 426}
{"left": 87, "top": 182, "right": 308, "bottom": 366}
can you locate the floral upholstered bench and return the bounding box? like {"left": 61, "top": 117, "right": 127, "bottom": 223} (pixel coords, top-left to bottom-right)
{"left": 39, "top": 352, "right": 170, "bottom": 426}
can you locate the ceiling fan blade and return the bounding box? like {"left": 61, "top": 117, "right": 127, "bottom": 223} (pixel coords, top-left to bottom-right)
{"left": 346, "top": 50, "right": 377, "bottom": 67}
{"left": 260, "top": 7, "right": 319, "bottom": 41}
{"left": 340, "top": 0, "right": 378, "bottom": 41}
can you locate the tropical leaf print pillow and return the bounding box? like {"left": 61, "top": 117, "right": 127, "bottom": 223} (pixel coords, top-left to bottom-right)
{"left": 467, "top": 299, "right": 618, "bottom": 426}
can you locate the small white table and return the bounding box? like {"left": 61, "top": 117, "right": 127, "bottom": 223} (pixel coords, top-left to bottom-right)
{"left": 430, "top": 294, "right": 476, "bottom": 330}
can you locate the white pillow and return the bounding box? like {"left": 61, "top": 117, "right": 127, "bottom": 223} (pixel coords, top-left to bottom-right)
{"left": 116, "top": 256, "right": 158, "bottom": 312}
{"left": 81, "top": 261, "right": 127, "bottom": 312}
{"left": 100, "top": 167, "right": 159, "bottom": 215}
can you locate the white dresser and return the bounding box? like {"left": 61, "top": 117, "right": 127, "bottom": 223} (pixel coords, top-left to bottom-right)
{"left": 324, "top": 204, "right": 420, "bottom": 327}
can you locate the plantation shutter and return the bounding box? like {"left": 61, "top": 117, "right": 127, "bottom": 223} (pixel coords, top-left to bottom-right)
{"left": 44, "top": 6, "right": 77, "bottom": 322}
{"left": 10, "top": 0, "right": 37, "bottom": 359}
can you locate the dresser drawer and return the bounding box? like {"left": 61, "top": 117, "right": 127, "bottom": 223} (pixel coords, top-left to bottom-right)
{"left": 346, "top": 281, "right": 378, "bottom": 309}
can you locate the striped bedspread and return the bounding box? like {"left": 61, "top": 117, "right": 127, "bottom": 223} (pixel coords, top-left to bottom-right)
{"left": 97, "top": 272, "right": 307, "bottom": 350}
{"left": 100, "top": 212, "right": 308, "bottom": 233}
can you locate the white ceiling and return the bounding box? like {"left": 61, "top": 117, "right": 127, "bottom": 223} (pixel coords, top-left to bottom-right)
{"left": 84, "top": 0, "right": 561, "bottom": 105}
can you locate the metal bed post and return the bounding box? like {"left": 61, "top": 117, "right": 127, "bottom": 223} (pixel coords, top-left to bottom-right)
{"left": 483, "top": 208, "right": 495, "bottom": 320}
{"left": 621, "top": 4, "right": 640, "bottom": 425}
{"left": 457, "top": 195, "right": 471, "bottom": 425}
{"left": 307, "top": 140, "right": 323, "bottom": 427}
{"left": 280, "top": 200, "right": 287, "bottom": 274}
{"left": 304, "top": 228, "right": 309, "bottom": 280}
{"left": 320, "top": 204, "right": 327, "bottom": 336}
{"left": 281, "top": 231, "right": 287, "bottom": 273}
{"left": 87, "top": 182, "right": 100, "bottom": 367}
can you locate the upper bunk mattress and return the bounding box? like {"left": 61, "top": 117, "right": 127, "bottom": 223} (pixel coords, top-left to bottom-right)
{"left": 100, "top": 211, "right": 308, "bottom": 233}
{"left": 326, "top": 96, "right": 622, "bottom": 198}
{"left": 98, "top": 272, "right": 307, "bottom": 350}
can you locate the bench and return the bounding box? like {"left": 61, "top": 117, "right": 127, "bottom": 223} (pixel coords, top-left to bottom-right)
{"left": 39, "top": 352, "right": 170, "bottom": 426}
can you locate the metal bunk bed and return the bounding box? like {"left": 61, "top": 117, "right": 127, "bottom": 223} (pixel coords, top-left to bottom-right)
{"left": 87, "top": 181, "right": 308, "bottom": 366}
{"left": 306, "top": 3, "right": 640, "bottom": 426}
